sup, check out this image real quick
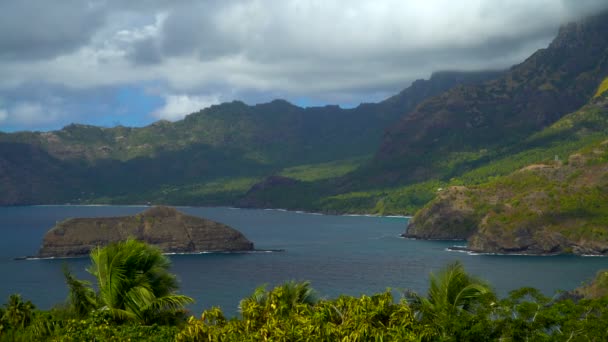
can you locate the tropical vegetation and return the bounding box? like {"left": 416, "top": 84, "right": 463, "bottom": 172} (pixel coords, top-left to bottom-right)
{"left": 1, "top": 241, "right": 608, "bottom": 341}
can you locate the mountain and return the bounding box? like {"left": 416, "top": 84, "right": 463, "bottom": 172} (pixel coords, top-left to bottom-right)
{"left": 405, "top": 88, "right": 608, "bottom": 255}
{"left": 239, "top": 11, "right": 608, "bottom": 215}
{"left": 364, "top": 11, "right": 608, "bottom": 186}
{"left": 4, "top": 12, "right": 608, "bottom": 214}
{"left": 0, "top": 70, "right": 500, "bottom": 205}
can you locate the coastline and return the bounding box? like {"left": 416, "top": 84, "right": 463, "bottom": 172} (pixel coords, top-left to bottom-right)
{"left": 28, "top": 204, "right": 412, "bottom": 219}
{"left": 444, "top": 245, "right": 608, "bottom": 257}
{"left": 15, "top": 249, "right": 286, "bottom": 261}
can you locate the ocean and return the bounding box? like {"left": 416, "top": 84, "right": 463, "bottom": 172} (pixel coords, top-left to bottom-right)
{"left": 1, "top": 205, "right": 605, "bottom": 316}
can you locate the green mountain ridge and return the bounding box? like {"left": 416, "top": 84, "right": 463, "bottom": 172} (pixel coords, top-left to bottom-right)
{"left": 238, "top": 11, "right": 608, "bottom": 215}
{"left": 0, "top": 70, "right": 501, "bottom": 205}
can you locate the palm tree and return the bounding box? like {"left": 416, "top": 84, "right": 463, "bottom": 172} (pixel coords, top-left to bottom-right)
{"left": 239, "top": 281, "right": 318, "bottom": 323}
{"left": 2, "top": 294, "right": 35, "bottom": 341}
{"left": 408, "top": 261, "right": 494, "bottom": 338}
{"left": 65, "top": 238, "right": 193, "bottom": 324}
{"left": 63, "top": 266, "right": 97, "bottom": 318}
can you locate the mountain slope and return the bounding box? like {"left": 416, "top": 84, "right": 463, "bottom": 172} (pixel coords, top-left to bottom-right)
{"left": 405, "top": 90, "right": 608, "bottom": 254}
{"left": 236, "top": 11, "right": 608, "bottom": 215}
{"left": 361, "top": 11, "right": 608, "bottom": 186}
{"left": 0, "top": 70, "right": 500, "bottom": 205}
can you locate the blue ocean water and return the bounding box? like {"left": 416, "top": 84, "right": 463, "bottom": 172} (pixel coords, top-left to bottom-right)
{"left": 0, "top": 205, "right": 606, "bottom": 316}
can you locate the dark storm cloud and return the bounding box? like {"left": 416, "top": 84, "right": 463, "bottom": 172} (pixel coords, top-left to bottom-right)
{"left": 129, "top": 37, "right": 163, "bottom": 65}
{"left": 0, "top": 0, "right": 107, "bottom": 61}
{"left": 158, "top": 1, "right": 241, "bottom": 60}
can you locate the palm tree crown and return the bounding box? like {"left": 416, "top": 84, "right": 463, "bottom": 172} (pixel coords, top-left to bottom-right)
{"left": 66, "top": 238, "right": 193, "bottom": 324}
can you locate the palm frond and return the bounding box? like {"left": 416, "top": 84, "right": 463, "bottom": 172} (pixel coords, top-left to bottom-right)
{"left": 62, "top": 265, "right": 97, "bottom": 317}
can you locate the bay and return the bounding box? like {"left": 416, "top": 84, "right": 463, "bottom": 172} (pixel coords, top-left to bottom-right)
{"left": 0, "top": 205, "right": 605, "bottom": 317}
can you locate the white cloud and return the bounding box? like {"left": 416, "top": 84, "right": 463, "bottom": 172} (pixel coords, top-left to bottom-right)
{"left": 2, "top": 0, "right": 605, "bottom": 96}
{"left": 0, "top": 102, "right": 63, "bottom": 128}
{"left": 0, "top": 0, "right": 607, "bottom": 130}
{"left": 152, "top": 94, "right": 221, "bottom": 121}
{"left": 13, "top": 103, "right": 58, "bottom": 125}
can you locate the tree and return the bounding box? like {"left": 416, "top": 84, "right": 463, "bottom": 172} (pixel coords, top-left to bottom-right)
{"left": 63, "top": 265, "right": 97, "bottom": 318}
{"left": 2, "top": 294, "right": 35, "bottom": 330}
{"left": 407, "top": 261, "right": 495, "bottom": 340}
{"left": 66, "top": 238, "right": 193, "bottom": 324}
{"left": 239, "top": 281, "right": 318, "bottom": 324}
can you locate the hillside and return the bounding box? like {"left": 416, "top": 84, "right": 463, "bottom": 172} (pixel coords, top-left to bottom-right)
{"left": 404, "top": 89, "right": 608, "bottom": 254}
{"left": 366, "top": 11, "right": 608, "bottom": 186}
{"left": 239, "top": 11, "right": 608, "bottom": 215}
{"left": 0, "top": 70, "right": 500, "bottom": 205}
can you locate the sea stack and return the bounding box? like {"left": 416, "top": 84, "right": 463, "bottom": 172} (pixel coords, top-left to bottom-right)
{"left": 38, "top": 206, "right": 254, "bottom": 258}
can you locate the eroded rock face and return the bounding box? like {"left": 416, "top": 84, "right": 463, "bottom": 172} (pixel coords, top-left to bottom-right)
{"left": 403, "top": 140, "right": 608, "bottom": 255}
{"left": 38, "top": 206, "right": 254, "bottom": 258}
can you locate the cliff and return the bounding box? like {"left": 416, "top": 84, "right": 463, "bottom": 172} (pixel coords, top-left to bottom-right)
{"left": 405, "top": 136, "right": 608, "bottom": 255}
{"left": 402, "top": 83, "right": 608, "bottom": 255}
{"left": 38, "top": 206, "right": 254, "bottom": 258}
{"left": 573, "top": 270, "right": 608, "bottom": 299}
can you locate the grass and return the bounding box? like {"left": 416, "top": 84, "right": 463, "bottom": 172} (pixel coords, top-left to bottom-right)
{"left": 594, "top": 77, "right": 608, "bottom": 98}
{"left": 279, "top": 155, "right": 371, "bottom": 181}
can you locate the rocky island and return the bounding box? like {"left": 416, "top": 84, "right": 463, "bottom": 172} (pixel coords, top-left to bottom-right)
{"left": 37, "top": 206, "right": 254, "bottom": 258}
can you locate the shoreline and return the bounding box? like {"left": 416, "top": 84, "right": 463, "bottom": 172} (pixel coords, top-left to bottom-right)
{"left": 15, "top": 249, "right": 286, "bottom": 261}
{"left": 399, "top": 232, "right": 465, "bottom": 241}
{"left": 445, "top": 246, "right": 607, "bottom": 257}
{"left": 25, "top": 204, "right": 412, "bottom": 219}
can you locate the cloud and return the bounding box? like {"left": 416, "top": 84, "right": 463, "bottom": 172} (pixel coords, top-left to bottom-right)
{"left": 152, "top": 94, "right": 221, "bottom": 121}
{"left": 0, "top": 102, "right": 64, "bottom": 130}
{"left": 1, "top": 0, "right": 607, "bottom": 131}
{"left": 0, "top": 0, "right": 107, "bottom": 61}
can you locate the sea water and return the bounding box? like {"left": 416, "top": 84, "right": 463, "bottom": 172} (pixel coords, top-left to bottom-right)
{"left": 0, "top": 205, "right": 605, "bottom": 316}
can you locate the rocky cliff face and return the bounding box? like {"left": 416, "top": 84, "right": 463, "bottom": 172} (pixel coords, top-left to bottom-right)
{"left": 38, "top": 206, "right": 254, "bottom": 258}
{"left": 405, "top": 135, "right": 608, "bottom": 255}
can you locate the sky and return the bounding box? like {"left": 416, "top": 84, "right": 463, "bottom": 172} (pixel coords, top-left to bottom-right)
{"left": 1, "top": 0, "right": 607, "bottom": 132}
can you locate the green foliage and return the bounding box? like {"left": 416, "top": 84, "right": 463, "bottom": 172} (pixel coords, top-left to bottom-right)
{"left": 85, "top": 238, "right": 194, "bottom": 324}
{"left": 279, "top": 156, "right": 370, "bottom": 181}
{"left": 59, "top": 239, "right": 194, "bottom": 326}
{"left": 407, "top": 261, "right": 496, "bottom": 340}
{"left": 321, "top": 180, "right": 444, "bottom": 216}
{"left": 1, "top": 295, "right": 35, "bottom": 331}
{"left": 3, "top": 259, "right": 608, "bottom": 341}
{"left": 177, "top": 286, "right": 418, "bottom": 342}
{"left": 6, "top": 309, "right": 179, "bottom": 342}
{"left": 62, "top": 266, "right": 96, "bottom": 318}
{"left": 494, "top": 288, "right": 608, "bottom": 341}
{"left": 594, "top": 77, "right": 608, "bottom": 98}
{"left": 108, "top": 177, "right": 264, "bottom": 206}
{"left": 50, "top": 312, "right": 179, "bottom": 342}
{"left": 575, "top": 270, "right": 608, "bottom": 299}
